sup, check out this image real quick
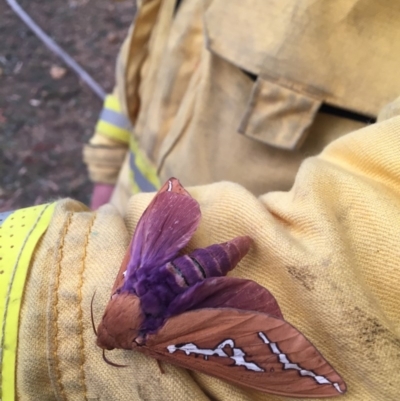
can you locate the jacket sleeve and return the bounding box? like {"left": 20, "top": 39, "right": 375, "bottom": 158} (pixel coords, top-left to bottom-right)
{"left": 14, "top": 112, "right": 400, "bottom": 400}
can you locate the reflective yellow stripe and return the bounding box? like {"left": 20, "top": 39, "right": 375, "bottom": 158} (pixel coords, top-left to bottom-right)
{"left": 0, "top": 203, "right": 56, "bottom": 401}
{"left": 103, "top": 94, "right": 121, "bottom": 112}
{"left": 129, "top": 136, "right": 160, "bottom": 193}
{"left": 95, "top": 94, "right": 131, "bottom": 143}
{"left": 96, "top": 120, "right": 130, "bottom": 143}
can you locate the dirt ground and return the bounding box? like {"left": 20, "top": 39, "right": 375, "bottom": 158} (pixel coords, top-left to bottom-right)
{"left": 0, "top": 0, "right": 135, "bottom": 211}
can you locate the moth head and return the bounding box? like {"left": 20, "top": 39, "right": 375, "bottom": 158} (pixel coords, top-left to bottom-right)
{"left": 96, "top": 291, "right": 144, "bottom": 350}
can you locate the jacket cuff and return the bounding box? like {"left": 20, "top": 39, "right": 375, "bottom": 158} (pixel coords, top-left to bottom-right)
{"left": 0, "top": 204, "right": 56, "bottom": 401}
{"left": 83, "top": 143, "right": 128, "bottom": 184}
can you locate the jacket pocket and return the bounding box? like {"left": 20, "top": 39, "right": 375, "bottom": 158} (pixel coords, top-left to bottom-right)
{"left": 238, "top": 77, "right": 322, "bottom": 150}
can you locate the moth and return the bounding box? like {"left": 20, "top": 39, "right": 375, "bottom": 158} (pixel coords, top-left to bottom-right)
{"left": 96, "top": 178, "right": 346, "bottom": 398}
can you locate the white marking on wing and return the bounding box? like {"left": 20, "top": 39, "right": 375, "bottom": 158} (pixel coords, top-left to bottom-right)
{"left": 334, "top": 383, "right": 342, "bottom": 393}
{"left": 167, "top": 180, "right": 172, "bottom": 191}
{"left": 230, "top": 346, "right": 264, "bottom": 372}
{"left": 167, "top": 339, "right": 264, "bottom": 372}
{"left": 167, "top": 343, "right": 226, "bottom": 358}
{"left": 270, "top": 343, "right": 280, "bottom": 354}
{"left": 258, "top": 332, "right": 343, "bottom": 394}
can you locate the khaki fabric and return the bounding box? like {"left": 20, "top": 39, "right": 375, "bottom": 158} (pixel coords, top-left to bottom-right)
{"left": 110, "top": 151, "right": 134, "bottom": 215}
{"left": 83, "top": 136, "right": 128, "bottom": 184}
{"left": 99, "top": 0, "right": 400, "bottom": 213}
{"left": 378, "top": 96, "right": 400, "bottom": 122}
{"left": 17, "top": 114, "right": 400, "bottom": 400}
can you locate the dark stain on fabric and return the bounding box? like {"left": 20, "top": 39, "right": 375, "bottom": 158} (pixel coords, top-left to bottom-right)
{"left": 286, "top": 265, "right": 317, "bottom": 291}
{"left": 349, "top": 307, "right": 400, "bottom": 352}
{"left": 136, "top": 377, "right": 164, "bottom": 401}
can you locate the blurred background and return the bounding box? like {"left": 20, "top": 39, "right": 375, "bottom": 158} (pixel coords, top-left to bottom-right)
{"left": 0, "top": 0, "right": 135, "bottom": 211}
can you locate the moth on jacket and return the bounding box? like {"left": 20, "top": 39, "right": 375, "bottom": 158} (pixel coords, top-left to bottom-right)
{"left": 96, "top": 178, "right": 346, "bottom": 398}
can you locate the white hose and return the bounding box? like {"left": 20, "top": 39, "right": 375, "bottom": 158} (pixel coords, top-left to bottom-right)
{"left": 5, "top": 0, "right": 106, "bottom": 100}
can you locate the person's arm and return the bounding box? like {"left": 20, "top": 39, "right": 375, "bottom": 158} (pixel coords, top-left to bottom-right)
{"left": 6, "top": 112, "right": 400, "bottom": 400}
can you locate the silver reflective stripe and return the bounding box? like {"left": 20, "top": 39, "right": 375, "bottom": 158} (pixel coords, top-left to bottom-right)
{"left": 129, "top": 152, "right": 157, "bottom": 192}
{"left": 99, "top": 108, "right": 131, "bottom": 130}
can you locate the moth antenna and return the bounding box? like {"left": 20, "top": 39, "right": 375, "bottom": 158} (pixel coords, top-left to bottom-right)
{"left": 103, "top": 349, "right": 127, "bottom": 368}
{"left": 90, "top": 291, "right": 98, "bottom": 336}
{"left": 156, "top": 359, "right": 165, "bottom": 374}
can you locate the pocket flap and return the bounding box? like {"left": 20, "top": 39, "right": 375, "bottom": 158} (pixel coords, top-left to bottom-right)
{"left": 239, "top": 77, "right": 322, "bottom": 150}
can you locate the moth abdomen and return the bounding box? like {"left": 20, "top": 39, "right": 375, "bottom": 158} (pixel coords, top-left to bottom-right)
{"left": 133, "top": 236, "right": 252, "bottom": 332}
{"left": 166, "top": 256, "right": 205, "bottom": 287}
{"left": 170, "top": 236, "right": 252, "bottom": 288}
